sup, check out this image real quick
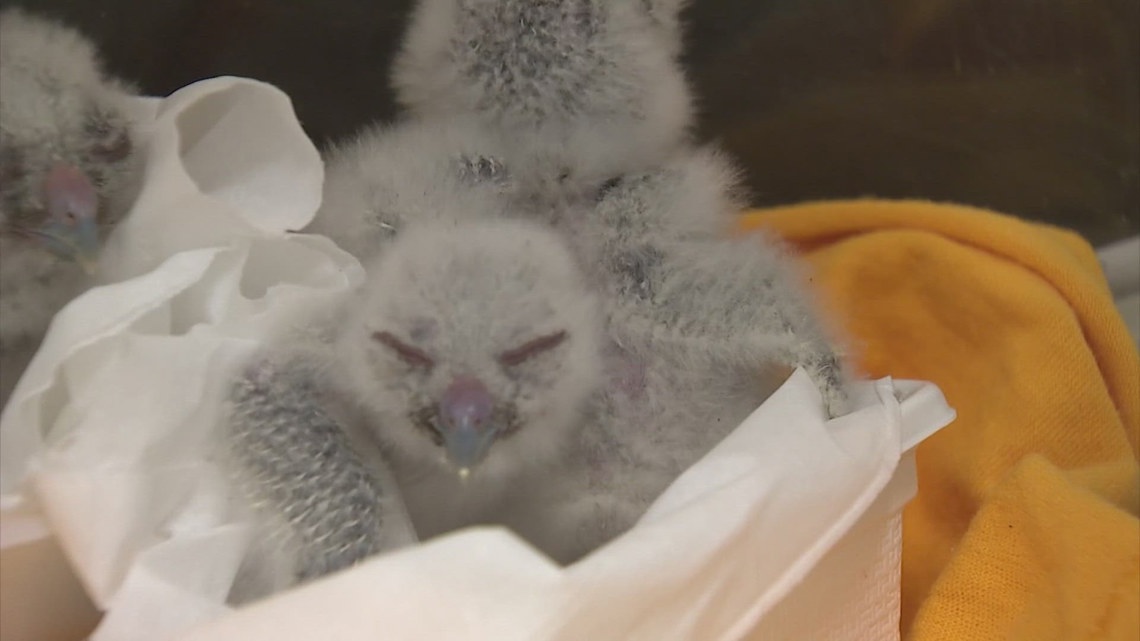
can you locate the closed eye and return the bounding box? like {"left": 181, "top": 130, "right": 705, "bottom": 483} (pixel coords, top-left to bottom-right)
{"left": 90, "top": 130, "right": 132, "bottom": 163}
{"left": 498, "top": 331, "right": 567, "bottom": 367}
{"left": 372, "top": 331, "right": 435, "bottom": 368}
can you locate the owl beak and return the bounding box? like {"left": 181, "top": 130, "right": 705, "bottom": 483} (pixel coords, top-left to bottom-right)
{"left": 33, "top": 216, "right": 100, "bottom": 274}
{"left": 35, "top": 163, "right": 101, "bottom": 273}
{"left": 439, "top": 376, "right": 499, "bottom": 475}
{"left": 443, "top": 416, "right": 501, "bottom": 474}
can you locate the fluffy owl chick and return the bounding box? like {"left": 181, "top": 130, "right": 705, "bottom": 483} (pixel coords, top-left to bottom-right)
{"left": 221, "top": 218, "right": 605, "bottom": 596}
{"left": 333, "top": 218, "right": 605, "bottom": 543}
{"left": 570, "top": 145, "right": 854, "bottom": 418}
{"left": 390, "top": 0, "right": 693, "bottom": 191}
{"left": 0, "top": 8, "right": 140, "bottom": 403}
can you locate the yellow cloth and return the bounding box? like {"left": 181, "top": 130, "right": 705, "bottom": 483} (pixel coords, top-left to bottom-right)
{"left": 738, "top": 200, "right": 1140, "bottom": 641}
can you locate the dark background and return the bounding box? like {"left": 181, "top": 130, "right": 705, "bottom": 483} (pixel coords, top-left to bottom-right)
{"left": 5, "top": 0, "right": 1137, "bottom": 245}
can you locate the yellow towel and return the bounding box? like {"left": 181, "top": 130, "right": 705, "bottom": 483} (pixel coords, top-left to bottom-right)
{"left": 739, "top": 200, "right": 1140, "bottom": 641}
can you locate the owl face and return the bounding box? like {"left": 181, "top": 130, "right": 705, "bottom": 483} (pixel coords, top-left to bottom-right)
{"left": 339, "top": 218, "right": 604, "bottom": 483}
{"left": 0, "top": 8, "right": 136, "bottom": 270}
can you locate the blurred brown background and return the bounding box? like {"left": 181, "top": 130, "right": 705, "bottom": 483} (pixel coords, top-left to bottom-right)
{"left": 3, "top": 0, "right": 1136, "bottom": 245}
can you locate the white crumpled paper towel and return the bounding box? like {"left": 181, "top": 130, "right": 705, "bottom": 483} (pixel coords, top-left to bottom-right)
{"left": 0, "top": 75, "right": 956, "bottom": 641}
{"left": 0, "top": 76, "right": 380, "bottom": 640}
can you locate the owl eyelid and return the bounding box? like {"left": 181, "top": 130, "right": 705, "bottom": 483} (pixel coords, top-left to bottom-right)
{"left": 372, "top": 331, "right": 435, "bottom": 368}
{"left": 498, "top": 331, "right": 567, "bottom": 367}
{"left": 91, "top": 130, "right": 132, "bottom": 162}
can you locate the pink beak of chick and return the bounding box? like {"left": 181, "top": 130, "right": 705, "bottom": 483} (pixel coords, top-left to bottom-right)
{"left": 438, "top": 376, "right": 498, "bottom": 474}
{"left": 37, "top": 163, "right": 101, "bottom": 273}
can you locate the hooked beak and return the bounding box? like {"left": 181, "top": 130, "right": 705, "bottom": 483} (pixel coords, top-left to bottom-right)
{"left": 33, "top": 216, "right": 100, "bottom": 274}
{"left": 33, "top": 163, "right": 101, "bottom": 273}
{"left": 438, "top": 376, "right": 499, "bottom": 477}
{"left": 442, "top": 416, "right": 501, "bottom": 478}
